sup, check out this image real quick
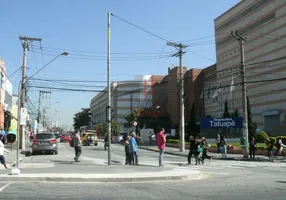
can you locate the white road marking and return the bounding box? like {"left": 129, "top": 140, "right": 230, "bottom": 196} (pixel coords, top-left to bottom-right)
{"left": 0, "top": 182, "right": 13, "bottom": 193}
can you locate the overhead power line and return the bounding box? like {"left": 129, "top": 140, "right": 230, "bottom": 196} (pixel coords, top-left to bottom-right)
{"left": 111, "top": 13, "right": 170, "bottom": 42}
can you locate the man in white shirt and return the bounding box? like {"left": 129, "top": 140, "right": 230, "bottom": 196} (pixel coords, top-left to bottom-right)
{"left": 0, "top": 135, "right": 9, "bottom": 169}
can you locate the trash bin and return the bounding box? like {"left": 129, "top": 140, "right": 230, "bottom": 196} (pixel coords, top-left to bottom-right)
{"left": 240, "top": 137, "right": 247, "bottom": 148}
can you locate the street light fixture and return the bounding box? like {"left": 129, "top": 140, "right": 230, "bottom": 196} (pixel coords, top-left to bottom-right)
{"left": 27, "top": 52, "right": 68, "bottom": 81}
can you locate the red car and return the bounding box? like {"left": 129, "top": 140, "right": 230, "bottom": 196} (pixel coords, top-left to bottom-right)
{"left": 60, "top": 133, "right": 71, "bottom": 142}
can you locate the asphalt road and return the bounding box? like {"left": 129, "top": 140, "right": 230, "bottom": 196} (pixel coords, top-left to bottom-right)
{"left": 0, "top": 141, "right": 285, "bottom": 199}
{"left": 0, "top": 172, "right": 285, "bottom": 200}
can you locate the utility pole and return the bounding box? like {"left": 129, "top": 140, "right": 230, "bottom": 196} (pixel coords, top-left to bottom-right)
{"left": 107, "top": 12, "right": 112, "bottom": 166}
{"left": 37, "top": 91, "right": 42, "bottom": 133}
{"left": 231, "top": 31, "right": 249, "bottom": 158}
{"left": 19, "top": 36, "right": 42, "bottom": 149}
{"left": 37, "top": 91, "right": 51, "bottom": 133}
{"left": 167, "top": 42, "right": 187, "bottom": 152}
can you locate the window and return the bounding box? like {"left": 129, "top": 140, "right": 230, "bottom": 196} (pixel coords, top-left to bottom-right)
{"left": 0, "top": 73, "right": 2, "bottom": 88}
{"left": 36, "top": 133, "right": 53, "bottom": 139}
{"left": 216, "top": 0, "right": 269, "bottom": 32}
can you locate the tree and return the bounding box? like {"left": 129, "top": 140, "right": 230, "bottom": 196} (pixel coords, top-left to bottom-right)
{"left": 111, "top": 120, "right": 121, "bottom": 135}
{"left": 73, "top": 108, "right": 91, "bottom": 130}
{"left": 97, "top": 123, "right": 107, "bottom": 136}
{"left": 124, "top": 109, "right": 138, "bottom": 128}
{"left": 247, "top": 96, "right": 257, "bottom": 140}
{"left": 188, "top": 102, "right": 197, "bottom": 136}
{"left": 223, "top": 99, "right": 231, "bottom": 118}
{"left": 232, "top": 109, "right": 239, "bottom": 117}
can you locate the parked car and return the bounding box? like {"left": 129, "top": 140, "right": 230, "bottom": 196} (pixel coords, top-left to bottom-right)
{"left": 32, "top": 132, "right": 58, "bottom": 155}
{"left": 60, "top": 133, "right": 72, "bottom": 142}
{"left": 117, "top": 134, "right": 127, "bottom": 143}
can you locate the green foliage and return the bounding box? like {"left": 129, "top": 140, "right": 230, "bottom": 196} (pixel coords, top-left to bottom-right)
{"left": 97, "top": 121, "right": 121, "bottom": 136}
{"left": 268, "top": 137, "right": 276, "bottom": 143}
{"left": 223, "top": 99, "right": 231, "bottom": 118}
{"left": 232, "top": 109, "right": 239, "bottom": 117}
{"left": 255, "top": 130, "right": 268, "bottom": 143}
{"left": 124, "top": 109, "right": 138, "bottom": 128}
{"left": 111, "top": 121, "right": 120, "bottom": 135}
{"left": 167, "top": 139, "right": 180, "bottom": 144}
{"left": 97, "top": 123, "right": 107, "bottom": 136}
{"left": 73, "top": 108, "right": 91, "bottom": 130}
{"left": 247, "top": 96, "right": 257, "bottom": 139}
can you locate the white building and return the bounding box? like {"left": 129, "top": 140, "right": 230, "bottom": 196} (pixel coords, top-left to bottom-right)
{"left": 90, "top": 75, "right": 156, "bottom": 131}
{"left": 210, "top": 0, "right": 286, "bottom": 135}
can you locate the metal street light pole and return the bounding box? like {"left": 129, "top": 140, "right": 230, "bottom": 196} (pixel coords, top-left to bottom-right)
{"left": 107, "top": 11, "right": 112, "bottom": 166}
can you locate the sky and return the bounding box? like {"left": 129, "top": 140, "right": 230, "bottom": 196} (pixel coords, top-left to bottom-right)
{"left": 0, "top": 0, "right": 240, "bottom": 129}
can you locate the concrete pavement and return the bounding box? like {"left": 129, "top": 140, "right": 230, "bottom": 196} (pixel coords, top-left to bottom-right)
{"left": 1, "top": 141, "right": 286, "bottom": 183}
{"left": 0, "top": 142, "right": 201, "bottom": 182}
{"left": 1, "top": 140, "right": 31, "bottom": 169}
{"left": 0, "top": 166, "right": 285, "bottom": 200}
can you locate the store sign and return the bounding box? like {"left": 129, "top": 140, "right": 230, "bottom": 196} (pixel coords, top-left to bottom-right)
{"left": 138, "top": 110, "right": 159, "bottom": 117}
{"left": 20, "top": 108, "right": 27, "bottom": 125}
{"left": 134, "top": 101, "right": 152, "bottom": 108}
{"left": 200, "top": 118, "right": 243, "bottom": 128}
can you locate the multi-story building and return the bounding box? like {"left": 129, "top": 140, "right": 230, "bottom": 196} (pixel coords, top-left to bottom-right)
{"left": 0, "top": 57, "right": 6, "bottom": 128}
{"left": 214, "top": 0, "right": 286, "bottom": 135}
{"left": 90, "top": 75, "right": 163, "bottom": 131}
{"left": 153, "top": 65, "right": 216, "bottom": 129}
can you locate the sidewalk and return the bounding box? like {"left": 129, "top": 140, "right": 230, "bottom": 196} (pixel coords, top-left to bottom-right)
{"left": 2, "top": 140, "right": 31, "bottom": 169}
{"left": 0, "top": 161, "right": 201, "bottom": 182}
{"left": 138, "top": 145, "right": 285, "bottom": 162}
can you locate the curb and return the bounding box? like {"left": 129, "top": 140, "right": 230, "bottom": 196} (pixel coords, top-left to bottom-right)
{"left": 0, "top": 172, "right": 201, "bottom": 183}
{"left": 138, "top": 147, "right": 270, "bottom": 162}
{"left": 11, "top": 157, "right": 23, "bottom": 168}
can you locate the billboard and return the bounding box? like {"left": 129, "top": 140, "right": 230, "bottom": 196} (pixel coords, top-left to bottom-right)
{"left": 200, "top": 118, "right": 243, "bottom": 129}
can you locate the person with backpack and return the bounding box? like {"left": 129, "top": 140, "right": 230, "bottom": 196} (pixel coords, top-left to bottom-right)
{"left": 194, "top": 135, "right": 203, "bottom": 165}
{"left": 72, "top": 130, "right": 82, "bottom": 162}
{"left": 104, "top": 134, "right": 109, "bottom": 150}
{"left": 201, "top": 137, "right": 212, "bottom": 164}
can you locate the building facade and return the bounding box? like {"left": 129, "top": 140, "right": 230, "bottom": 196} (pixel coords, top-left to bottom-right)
{"left": 214, "top": 0, "right": 286, "bottom": 135}
{"left": 90, "top": 75, "right": 163, "bottom": 131}
{"left": 152, "top": 65, "right": 216, "bottom": 128}
{"left": 0, "top": 57, "right": 6, "bottom": 128}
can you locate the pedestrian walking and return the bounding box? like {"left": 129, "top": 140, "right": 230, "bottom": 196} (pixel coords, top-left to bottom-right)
{"left": 156, "top": 128, "right": 166, "bottom": 167}
{"left": 220, "top": 135, "right": 227, "bottom": 157}
{"left": 274, "top": 137, "right": 285, "bottom": 157}
{"left": 130, "top": 132, "right": 139, "bottom": 165}
{"left": 188, "top": 135, "right": 195, "bottom": 165}
{"left": 104, "top": 134, "right": 109, "bottom": 150}
{"left": 249, "top": 137, "right": 257, "bottom": 159}
{"left": 0, "top": 135, "right": 9, "bottom": 169}
{"left": 73, "top": 130, "right": 82, "bottom": 162}
{"left": 266, "top": 138, "right": 274, "bottom": 162}
{"left": 194, "top": 135, "right": 203, "bottom": 165}
{"left": 201, "top": 137, "right": 212, "bottom": 164}
{"left": 124, "top": 136, "right": 132, "bottom": 165}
